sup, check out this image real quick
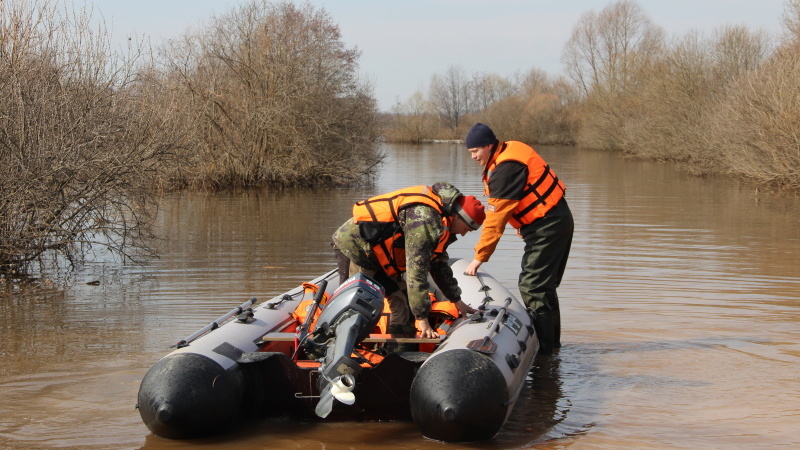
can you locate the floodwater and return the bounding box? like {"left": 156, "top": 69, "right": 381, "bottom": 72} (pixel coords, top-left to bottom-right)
{"left": 1, "top": 144, "right": 799, "bottom": 449}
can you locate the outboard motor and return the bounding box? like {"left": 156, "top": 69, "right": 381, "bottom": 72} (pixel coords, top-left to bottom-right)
{"left": 302, "top": 272, "right": 385, "bottom": 418}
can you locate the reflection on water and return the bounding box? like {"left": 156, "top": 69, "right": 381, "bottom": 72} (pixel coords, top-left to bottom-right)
{"left": 1, "top": 144, "right": 799, "bottom": 449}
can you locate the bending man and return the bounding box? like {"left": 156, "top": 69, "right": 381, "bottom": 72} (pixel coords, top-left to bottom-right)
{"left": 332, "top": 182, "right": 484, "bottom": 338}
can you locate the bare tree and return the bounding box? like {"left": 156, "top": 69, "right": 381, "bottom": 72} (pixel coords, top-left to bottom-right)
{"left": 597, "top": 18, "right": 778, "bottom": 180}
{"left": 562, "top": 0, "right": 664, "bottom": 97}
{"left": 561, "top": 0, "right": 664, "bottom": 150}
{"left": 516, "top": 69, "right": 550, "bottom": 97}
{"left": 382, "top": 66, "right": 577, "bottom": 145}
{"left": 615, "top": 31, "right": 716, "bottom": 161}
{"left": 782, "top": 0, "right": 800, "bottom": 42}
{"left": 429, "top": 64, "right": 471, "bottom": 133}
{"left": 711, "top": 25, "right": 771, "bottom": 82}
{"left": 470, "top": 71, "right": 514, "bottom": 111}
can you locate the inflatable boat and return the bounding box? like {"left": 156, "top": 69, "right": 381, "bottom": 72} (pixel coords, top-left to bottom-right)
{"left": 137, "top": 259, "right": 539, "bottom": 442}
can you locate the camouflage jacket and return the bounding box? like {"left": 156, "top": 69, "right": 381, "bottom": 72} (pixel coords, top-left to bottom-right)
{"left": 332, "top": 183, "right": 464, "bottom": 319}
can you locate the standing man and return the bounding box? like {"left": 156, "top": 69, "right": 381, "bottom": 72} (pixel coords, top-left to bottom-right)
{"left": 464, "top": 123, "right": 573, "bottom": 355}
{"left": 333, "top": 182, "right": 484, "bottom": 339}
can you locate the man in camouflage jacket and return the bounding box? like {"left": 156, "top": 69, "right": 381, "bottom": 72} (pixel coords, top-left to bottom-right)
{"left": 332, "top": 182, "right": 484, "bottom": 338}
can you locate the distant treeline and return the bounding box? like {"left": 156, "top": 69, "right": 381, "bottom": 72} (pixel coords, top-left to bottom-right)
{"left": 384, "top": 0, "right": 800, "bottom": 192}
{"left": 0, "top": 0, "right": 380, "bottom": 272}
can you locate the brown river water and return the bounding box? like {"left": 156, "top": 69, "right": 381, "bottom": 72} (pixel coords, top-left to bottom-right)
{"left": 1, "top": 144, "right": 799, "bottom": 449}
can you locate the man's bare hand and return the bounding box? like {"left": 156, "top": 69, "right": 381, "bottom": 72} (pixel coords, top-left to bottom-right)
{"left": 464, "top": 259, "right": 483, "bottom": 276}
{"left": 415, "top": 318, "right": 439, "bottom": 339}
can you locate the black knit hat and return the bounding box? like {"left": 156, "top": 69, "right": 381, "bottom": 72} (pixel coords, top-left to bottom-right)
{"left": 465, "top": 123, "right": 497, "bottom": 149}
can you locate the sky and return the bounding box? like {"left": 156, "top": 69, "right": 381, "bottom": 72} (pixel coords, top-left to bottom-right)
{"left": 87, "top": 0, "right": 789, "bottom": 112}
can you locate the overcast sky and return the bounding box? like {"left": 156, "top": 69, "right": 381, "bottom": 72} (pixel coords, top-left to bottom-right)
{"left": 89, "top": 0, "right": 789, "bottom": 111}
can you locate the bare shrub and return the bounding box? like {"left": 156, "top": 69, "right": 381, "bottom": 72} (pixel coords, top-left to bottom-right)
{"left": 478, "top": 70, "right": 579, "bottom": 145}
{"left": 711, "top": 44, "right": 800, "bottom": 189}
{"left": 0, "top": 0, "right": 176, "bottom": 273}
{"left": 384, "top": 91, "right": 438, "bottom": 143}
{"left": 159, "top": 1, "right": 381, "bottom": 189}
{"left": 619, "top": 24, "right": 771, "bottom": 176}
{"left": 620, "top": 31, "right": 718, "bottom": 163}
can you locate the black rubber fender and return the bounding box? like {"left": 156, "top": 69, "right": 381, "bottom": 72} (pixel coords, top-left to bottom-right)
{"left": 410, "top": 349, "right": 508, "bottom": 442}
{"left": 137, "top": 353, "right": 244, "bottom": 439}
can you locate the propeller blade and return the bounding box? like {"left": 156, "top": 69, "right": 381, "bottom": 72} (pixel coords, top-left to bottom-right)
{"left": 315, "top": 385, "right": 335, "bottom": 418}
{"left": 331, "top": 375, "right": 356, "bottom": 405}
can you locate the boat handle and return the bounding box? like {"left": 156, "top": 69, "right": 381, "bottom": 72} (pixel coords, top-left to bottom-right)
{"left": 484, "top": 297, "right": 513, "bottom": 339}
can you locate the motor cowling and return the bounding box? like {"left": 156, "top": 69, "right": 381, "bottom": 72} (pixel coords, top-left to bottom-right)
{"left": 302, "top": 272, "right": 385, "bottom": 358}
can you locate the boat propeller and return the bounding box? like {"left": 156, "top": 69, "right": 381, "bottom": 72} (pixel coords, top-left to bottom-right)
{"left": 330, "top": 374, "right": 356, "bottom": 404}
{"left": 315, "top": 373, "right": 357, "bottom": 418}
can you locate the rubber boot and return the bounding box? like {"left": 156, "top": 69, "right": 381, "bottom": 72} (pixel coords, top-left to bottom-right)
{"left": 532, "top": 309, "right": 561, "bottom": 356}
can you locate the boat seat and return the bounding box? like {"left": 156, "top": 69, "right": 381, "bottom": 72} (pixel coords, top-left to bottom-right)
{"left": 258, "top": 332, "right": 441, "bottom": 344}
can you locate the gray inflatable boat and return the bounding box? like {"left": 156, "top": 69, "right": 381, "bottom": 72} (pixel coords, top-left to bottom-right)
{"left": 137, "top": 258, "right": 539, "bottom": 442}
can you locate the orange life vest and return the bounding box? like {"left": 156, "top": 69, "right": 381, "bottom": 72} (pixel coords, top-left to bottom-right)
{"left": 483, "top": 141, "right": 565, "bottom": 228}
{"left": 352, "top": 185, "right": 452, "bottom": 277}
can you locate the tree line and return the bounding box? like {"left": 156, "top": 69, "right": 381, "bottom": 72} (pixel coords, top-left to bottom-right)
{"left": 384, "top": 0, "right": 800, "bottom": 193}
{"left": 2, "top": 0, "right": 798, "bottom": 274}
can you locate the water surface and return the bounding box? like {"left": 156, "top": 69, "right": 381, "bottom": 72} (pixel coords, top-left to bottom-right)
{"left": 1, "top": 144, "right": 799, "bottom": 449}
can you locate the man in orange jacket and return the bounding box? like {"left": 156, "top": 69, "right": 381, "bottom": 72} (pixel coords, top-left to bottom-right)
{"left": 464, "top": 123, "right": 574, "bottom": 355}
